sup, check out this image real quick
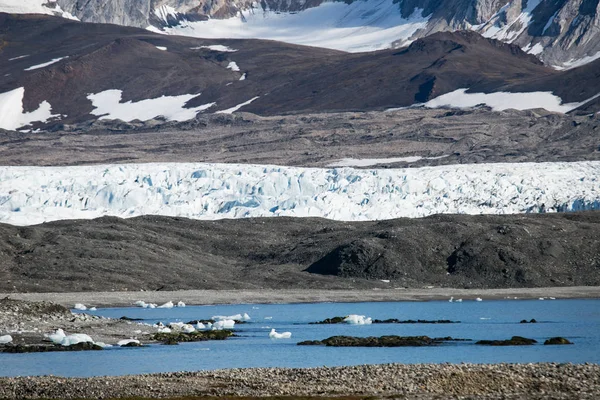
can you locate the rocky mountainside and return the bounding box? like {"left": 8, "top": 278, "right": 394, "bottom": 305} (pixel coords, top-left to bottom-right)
{"left": 33, "top": 0, "right": 600, "bottom": 67}
{"left": 2, "top": 13, "right": 598, "bottom": 131}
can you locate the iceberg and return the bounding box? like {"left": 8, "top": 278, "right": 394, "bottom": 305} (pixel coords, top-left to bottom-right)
{"left": 344, "top": 315, "right": 372, "bottom": 325}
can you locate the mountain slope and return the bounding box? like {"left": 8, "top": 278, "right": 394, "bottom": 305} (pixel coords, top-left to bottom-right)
{"left": 5, "top": 0, "right": 596, "bottom": 68}
{"left": 6, "top": 14, "right": 597, "bottom": 130}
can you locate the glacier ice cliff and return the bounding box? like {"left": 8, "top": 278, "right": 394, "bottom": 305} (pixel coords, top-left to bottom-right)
{"left": 0, "top": 161, "right": 599, "bottom": 226}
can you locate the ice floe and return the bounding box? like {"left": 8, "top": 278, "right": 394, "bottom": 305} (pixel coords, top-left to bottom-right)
{"left": 1, "top": 161, "right": 599, "bottom": 226}
{"left": 73, "top": 303, "right": 87, "bottom": 311}
{"left": 269, "top": 328, "right": 292, "bottom": 339}
{"left": 118, "top": 339, "right": 140, "bottom": 346}
{"left": 212, "top": 320, "right": 235, "bottom": 330}
{"left": 87, "top": 89, "right": 215, "bottom": 122}
{"left": 44, "top": 329, "right": 95, "bottom": 346}
{"left": 135, "top": 300, "right": 157, "bottom": 308}
{"left": 344, "top": 315, "right": 372, "bottom": 325}
{"left": 212, "top": 313, "right": 250, "bottom": 321}
{"left": 157, "top": 301, "right": 174, "bottom": 309}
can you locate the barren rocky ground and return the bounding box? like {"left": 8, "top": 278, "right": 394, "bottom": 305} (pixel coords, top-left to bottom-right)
{"left": 0, "top": 212, "right": 599, "bottom": 293}
{"left": 1, "top": 108, "right": 599, "bottom": 167}
{"left": 0, "top": 363, "right": 599, "bottom": 399}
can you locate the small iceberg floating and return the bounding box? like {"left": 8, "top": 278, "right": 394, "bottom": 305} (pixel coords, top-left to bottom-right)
{"left": 344, "top": 315, "right": 372, "bottom": 325}
{"left": 269, "top": 329, "right": 292, "bottom": 339}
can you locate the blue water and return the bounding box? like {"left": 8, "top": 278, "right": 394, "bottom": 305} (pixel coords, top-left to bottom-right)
{"left": 1, "top": 299, "right": 599, "bottom": 377}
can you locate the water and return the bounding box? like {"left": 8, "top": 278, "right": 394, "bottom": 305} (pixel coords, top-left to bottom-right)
{"left": 1, "top": 299, "right": 599, "bottom": 377}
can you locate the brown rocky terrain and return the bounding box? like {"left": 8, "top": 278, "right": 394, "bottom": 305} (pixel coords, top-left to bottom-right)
{"left": 1, "top": 107, "right": 599, "bottom": 167}
{"left": 0, "top": 212, "right": 599, "bottom": 293}
{"left": 2, "top": 13, "right": 600, "bottom": 131}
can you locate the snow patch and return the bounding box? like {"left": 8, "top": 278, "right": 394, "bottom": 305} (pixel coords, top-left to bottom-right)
{"left": 215, "top": 96, "right": 259, "bottom": 114}
{"left": 87, "top": 89, "right": 215, "bottom": 122}
{"left": 527, "top": 43, "right": 544, "bottom": 56}
{"left": 423, "top": 88, "right": 591, "bottom": 113}
{"left": 8, "top": 55, "right": 29, "bottom": 61}
{"left": 328, "top": 156, "right": 447, "bottom": 167}
{"left": 164, "top": 1, "right": 430, "bottom": 53}
{"left": 24, "top": 56, "right": 68, "bottom": 71}
{"left": 191, "top": 45, "right": 238, "bottom": 52}
{"left": 227, "top": 61, "right": 240, "bottom": 72}
{"left": 1, "top": 161, "right": 600, "bottom": 226}
{"left": 0, "top": 0, "right": 78, "bottom": 20}
{"left": 0, "top": 335, "right": 12, "bottom": 344}
{"left": 155, "top": 46, "right": 167, "bottom": 51}
{"left": 556, "top": 51, "right": 600, "bottom": 70}
{"left": 0, "top": 87, "right": 60, "bottom": 130}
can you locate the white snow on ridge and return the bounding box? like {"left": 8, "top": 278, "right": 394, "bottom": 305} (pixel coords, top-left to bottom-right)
{"left": 24, "top": 56, "right": 69, "bottom": 71}
{"left": 0, "top": 87, "right": 59, "bottom": 130}
{"left": 164, "top": 1, "right": 429, "bottom": 53}
{"left": 87, "top": 89, "right": 215, "bottom": 122}
{"left": 556, "top": 51, "right": 600, "bottom": 70}
{"left": 191, "top": 45, "right": 238, "bottom": 52}
{"left": 423, "top": 89, "right": 595, "bottom": 113}
{"left": 0, "top": 161, "right": 599, "bottom": 226}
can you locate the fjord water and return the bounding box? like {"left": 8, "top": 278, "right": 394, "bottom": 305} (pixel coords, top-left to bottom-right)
{"left": 2, "top": 299, "right": 599, "bottom": 377}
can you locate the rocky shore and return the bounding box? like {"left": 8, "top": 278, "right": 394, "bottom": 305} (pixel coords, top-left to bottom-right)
{"left": 0, "top": 363, "right": 598, "bottom": 399}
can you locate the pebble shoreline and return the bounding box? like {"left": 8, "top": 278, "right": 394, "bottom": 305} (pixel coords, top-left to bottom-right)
{"left": 0, "top": 363, "right": 599, "bottom": 399}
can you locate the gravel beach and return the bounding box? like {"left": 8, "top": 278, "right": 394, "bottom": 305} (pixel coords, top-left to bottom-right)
{"left": 0, "top": 363, "right": 599, "bottom": 399}
{"left": 2, "top": 287, "right": 599, "bottom": 308}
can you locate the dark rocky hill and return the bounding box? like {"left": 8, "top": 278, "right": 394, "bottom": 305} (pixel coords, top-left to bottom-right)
{"left": 1, "top": 212, "right": 599, "bottom": 293}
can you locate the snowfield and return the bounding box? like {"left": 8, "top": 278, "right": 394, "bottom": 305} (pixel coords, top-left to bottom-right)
{"left": 164, "top": 0, "right": 430, "bottom": 52}
{"left": 0, "top": 162, "right": 599, "bottom": 226}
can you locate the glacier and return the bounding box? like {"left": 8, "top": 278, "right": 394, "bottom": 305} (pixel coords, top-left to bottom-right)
{"left": 0, "top": 162, "right": 599, "bottom": 226}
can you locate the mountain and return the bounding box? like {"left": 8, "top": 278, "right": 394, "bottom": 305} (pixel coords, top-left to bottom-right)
{"left": 2, "top": 13, "right": 598, "bottom": 131}
{"left": 6, "top": 0, "right": 600, "bottom": 68}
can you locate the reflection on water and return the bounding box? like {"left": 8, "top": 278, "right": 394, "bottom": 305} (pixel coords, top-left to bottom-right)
{"left": 1, "top": 299, "right": 599, "bottom": 377}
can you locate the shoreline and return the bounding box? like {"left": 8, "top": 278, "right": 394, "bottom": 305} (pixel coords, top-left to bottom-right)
{"left": 1, "top": 363, "right": 599, "bottom": 399}
{"left": 2, "top": 286, "right": 599, "bottom": 308}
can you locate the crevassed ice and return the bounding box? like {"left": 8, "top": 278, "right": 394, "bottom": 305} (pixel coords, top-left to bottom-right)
{"left": 0, "top": 161, "right": 599, "bottom": 226}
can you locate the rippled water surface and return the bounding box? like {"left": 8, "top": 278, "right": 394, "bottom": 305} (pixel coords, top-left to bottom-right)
{"left": 2, "top": 299, "right": 599, "bottom": 377}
